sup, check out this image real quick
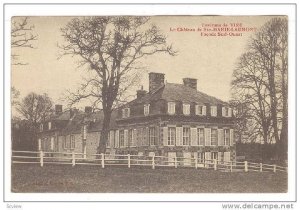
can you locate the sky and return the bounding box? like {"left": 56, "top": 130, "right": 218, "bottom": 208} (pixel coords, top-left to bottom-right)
{"left": 12, "top": 15, "right": 275, "bottom": 112}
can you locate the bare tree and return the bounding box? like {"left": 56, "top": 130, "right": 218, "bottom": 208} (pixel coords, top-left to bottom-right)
{"left": 231, "top": 17, "right": 288, "bottom": 160}
{"left": 11, "top": 17, "right": 37, "bottom": 65}
{"left": 17, "top": 92, "right": 53, "bottom": 127}
{"left": 59, "top": 17, "right": 176, "bottom": 153}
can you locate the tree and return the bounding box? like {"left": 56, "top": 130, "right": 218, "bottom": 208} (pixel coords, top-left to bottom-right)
{"left": 11, "top": 17, "right": 37, "bottom": 65}
{"left": 231, "top": 17, "right": 288, "bottom": 160}
{"left": 16, "top": 93, "right": 53, "bottom": 127}
{"left": 60, "top": 17, "right": 176, "bottom": 153}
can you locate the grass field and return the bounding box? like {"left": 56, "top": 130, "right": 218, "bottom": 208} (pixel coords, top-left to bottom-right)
{"left": 11, "top": 164, "right": 287, "bottom": 193}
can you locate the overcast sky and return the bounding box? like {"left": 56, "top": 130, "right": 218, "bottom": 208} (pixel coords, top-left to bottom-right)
{"left": 12, "top": 15, "right": 274, "bottom": 111}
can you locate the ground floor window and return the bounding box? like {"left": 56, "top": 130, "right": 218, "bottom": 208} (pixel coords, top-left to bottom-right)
{"left": 211, "top": 129, "right": 218, "bottom": 146}
{"left": 119, "top": 130, "right": 125, "bottom": 147}
{"left": 183, "top": 127, "right": 190, "bottom": 145}
{"left": 168, "top": 127, "right": 176, "bottom": 145}
{"left": 149, "top": 127, "right": 158, "bottom": 146}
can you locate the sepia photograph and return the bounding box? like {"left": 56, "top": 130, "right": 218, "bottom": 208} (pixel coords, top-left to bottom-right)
{"left": 10, "top": 14, "right": 289, "bottom": 195}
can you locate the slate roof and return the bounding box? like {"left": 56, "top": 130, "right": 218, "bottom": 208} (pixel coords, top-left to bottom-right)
{"left": 127, "top": 83, "right": 227, "bottom": 106}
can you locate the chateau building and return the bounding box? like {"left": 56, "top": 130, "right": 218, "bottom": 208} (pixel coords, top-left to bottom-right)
{"left": 38, "top": 72, "right": 236, "bottom": 163}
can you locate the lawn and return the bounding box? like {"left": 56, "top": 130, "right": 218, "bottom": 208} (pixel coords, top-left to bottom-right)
{"left": 11, "top": 164, "right": 287, "bottom": 193}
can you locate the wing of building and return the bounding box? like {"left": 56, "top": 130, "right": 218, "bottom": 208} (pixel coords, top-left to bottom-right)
{"left": 38, "top": 72, "right": 236, "bottom": 163}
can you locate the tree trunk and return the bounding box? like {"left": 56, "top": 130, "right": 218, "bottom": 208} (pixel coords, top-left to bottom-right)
{"left": 97, "top": 110, "right": 112, "bottom": 154}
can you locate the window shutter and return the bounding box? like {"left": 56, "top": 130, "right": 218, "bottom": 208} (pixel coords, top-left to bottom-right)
{"left": 51, "top": 137, "right": 54, "bottom": 150}
{"left": 109, "top": 130, "right": 114, "bottom": 148}
{"left": 115, "top": 130, "right": 119, "bottom": 148}
{"left": 218, "top": 129, "right": 224, "bottom": 146}
{"left": 222, "top": 107, "right": 226, "bottom": 117}
{"left": 176, "top": 127, "right": 183, "bottom": 146}
{"left": 218, "top": 152, "right": 222, "bottom": 161}
{"left": 124, "top": 129, "right": 128, "bottom": 147}
{"left": 230, "top": 129, "right": 234, "bottom": 146}
{"left": 202, "top": 106, "right": 206, "bottom": 115}
{"left": 205, "top": 128, "right": 211, "bottom": 146}
{"left": 228, "top": 108, "right": 232, "bottom": 117}
{"left": 224, "top": 152, "right": 231, "bottom": 162}
{"left": 38, "top": 139, "right": 41, "bottom": 150}
{"left": 195, "top": 105, "right": 199, "bottom": 115}
{"left": 133, "top": 129, "right": 137, "bottom": 147}
{"left": 163, "top": 127, "right": 168, "bottom": 146}
{"left": 190, "top": 128, "right": 197, "bottom": 146}
{"left": 145, "top": 127, "right": 149, "bottom": 146}
{"left": 137, "top": 128, "right": 142, "bottom": 147}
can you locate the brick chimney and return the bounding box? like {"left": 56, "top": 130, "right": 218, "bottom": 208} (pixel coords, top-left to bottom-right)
{"left": 85, "top": 106, "right": 93, "bottom": 114}
{"left": 183, "top": 78, "right": 197, "bottom": 90}
{"left": 149, "top": 72, "right": 165, "bottom": 93}
{"left": 55, "top": 104, "right": 63, "bottom": 115}
{"left": 137, "top": 86, "right": 147, "bottom": 99}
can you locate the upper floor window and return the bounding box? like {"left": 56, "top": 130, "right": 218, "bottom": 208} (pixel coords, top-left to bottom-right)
{"left": 211, "top": 129, "right": 218, "bottom": 146}
{"left": 222, "top": 107, "right": 232, "bottom": 117}
{"left": 183, "top": 127, "right": 190, "bottom": 145}
{"left": 168, "top": 102, "right": 176, "bottom": 115}
{"left": 183, "top": 103, "right": 190, "bottom": 115}
{"left": 48, "top": 122, "right": 52, "bottom": 130}
{"left": 211, "top": 106, "right": 217, "bottom": 117}
{"left": 195, "top": 105, "right": 206, "bottom": 116}
{"left": 167, "top": 127, "right": 176, "bottom": 146}
{"left": 144, "top": 104, "right": 150, "bottom": 116}
{"left": 122, "top": 108, "right": 130, "bottom": 118}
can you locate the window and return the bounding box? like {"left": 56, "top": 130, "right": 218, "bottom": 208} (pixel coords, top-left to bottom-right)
{"left": 128, "top": 129, "right": 133, "bottom": 146}
{"left": 224, "top": 129, "right": 230, "bottom": 146}
{"left": 222, "top": 107, "right": 232, "bottom": 117}
{"left": 198, "top": 152, "right": 205, "bottom": 163}
{"left": 197, "top": 128, "right": 205, "bottom": 145}
{"left": 48, "top": 122, "right": 52, "bottom": 130}
{"left": 119, "top": 130, "right": 125, "bottom": 147}
{"left": 211, "top": 129, "right": 218, "bottom": 146}
{"left": 183, "top": 127, "right": 190, "bottom": 145}
{"left": 168, "top": 127, "right": 176, "bottom": 146}
{"left": 144, "top": 104, "right": 150, "bottom": 116}
{"left": 195, "top": 105, "right": 206, "bottom": 116}
{"left": 149, "top": 127, "right": 157, "bottom": 146}
{"left": 122, "top": 108, "right": 130, "bottom": 118}
{"left": 211, "top": 106, "right": 217, "bottom": 117}
{"left": 168, "top": 102, "right": 176, "bottom": 115}
{"left": 183, "top": 103, "right": 190, "bottom": 115}
{"left": 211, "top": 152, "right": 218, "bottom": 160}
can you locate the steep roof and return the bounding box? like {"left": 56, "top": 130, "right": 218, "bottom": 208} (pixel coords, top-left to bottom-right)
{"left": 127, "top": 83, "right": 227, "bottom": 106}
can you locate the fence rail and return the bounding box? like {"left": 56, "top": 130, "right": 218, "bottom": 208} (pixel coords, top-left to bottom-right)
{"left": 11, "top": 150, "right": 287, "bottom": 173}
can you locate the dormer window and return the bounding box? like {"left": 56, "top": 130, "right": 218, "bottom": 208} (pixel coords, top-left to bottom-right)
{"left": 144, "top": 104, "right": 150, "bottom": 116}
{"left": 48, "top": 122, "right": 52, "bottom": 130}
{"left": 195, "top": 105, "right": 206, "bottom": 116}
{"left": 168, "top": 102, "right": 176, "bottom": 115}
{"left": 183, "top": 103, "right": 190, "bottom": 115}
{"left": 211, "top": 106, "right": 217, "bottom": 117}
{"left": 122, "top": 108, "right": 130, "bottom": 118}
{"left": 222, "top": 107, "right": 232, "bottom": 117}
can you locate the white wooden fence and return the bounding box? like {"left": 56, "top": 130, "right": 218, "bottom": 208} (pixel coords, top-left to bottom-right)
{"left": 11, "top": 150, "right": 287, "bottom": 173}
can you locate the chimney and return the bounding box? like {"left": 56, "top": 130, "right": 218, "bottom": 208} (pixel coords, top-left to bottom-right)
{"left": 55, "top": 104, "right": 63, "bottom": 115}
{"left": 137, "top": 86, "right": 147, "bottom": 99}
{"left": 183, "top": 78, "right": 197, "bottom": 90}
{"left": 149, "top": 72, "right": 165, "bottom": 93}
{"left": 85, "top": 106, "right": 93, "bottom": 114}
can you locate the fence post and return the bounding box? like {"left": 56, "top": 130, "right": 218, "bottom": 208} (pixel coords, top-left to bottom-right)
{"left": 230, "top": 161, "right": 233, "bottom": 172}
{"left": 174, "top": 157, "right": 177, "bottom": 169}
{"left": 260, "top": 163, "right": 263, "bottom": 172}
{"left": 39, "top": 150, "right": 44, "bottom": 167}
{"left": 128, "top": 154, "right": 131, "bottom": 168}
{"left": 214, "top": 159, "right": 217, "bottom": 170}
{"left": 101, "top": 153, "right": 105, "bottom": 168}
{"left": 244, "top": 161, "right": 248, "bottom": 172}
{"left": 273, "top": 165, "right": 276, "bottom": 173}
{"left": 152, "top": 155, "right": 155, "bottom": 170}
{"left": 72, "top": 151, "right": 76, "bottom": 167}
{"left": 195, "top": 157, "right": 198, "bottom": 169}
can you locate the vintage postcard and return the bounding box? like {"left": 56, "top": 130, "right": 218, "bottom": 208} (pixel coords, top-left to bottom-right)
{"left": 2, "top": 2, "right": 297, "bottom": 210}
